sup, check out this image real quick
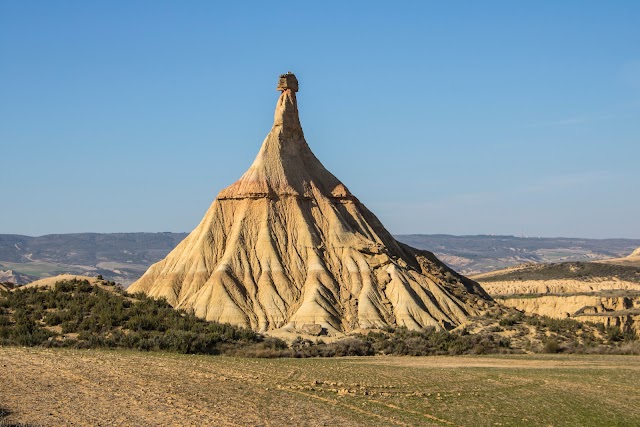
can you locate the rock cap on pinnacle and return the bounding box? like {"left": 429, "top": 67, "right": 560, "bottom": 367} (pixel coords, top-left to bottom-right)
{"left": 277, "top": 72, "right": 298, "bottom": 92}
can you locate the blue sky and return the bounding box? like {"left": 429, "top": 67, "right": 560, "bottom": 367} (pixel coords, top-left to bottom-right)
{"left": 1, "top": 1, "right": 638, "bottom": 238}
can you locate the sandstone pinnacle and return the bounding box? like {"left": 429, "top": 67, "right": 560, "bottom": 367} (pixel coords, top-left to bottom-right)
{"left": 128, "top": 73, "right": 491, "bottom": 335}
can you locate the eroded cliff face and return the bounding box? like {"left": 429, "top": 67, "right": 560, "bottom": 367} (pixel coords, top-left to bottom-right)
{"left": 128, "top": 75, "right": 491, "bottom": 334}
{"left": 478, "top": 268, "right": 640, "bottom": 333}
{"left": 481, "top": 279, "right": 640, "bottom": 296}
{"left": 497, "top": 294, "right": 638, "bottom": 318}
{"left": 493, "top": 289, "right": 640, "bottom": 333}
{"left": 576, "top": 314, "right": 640, "bottom": 333}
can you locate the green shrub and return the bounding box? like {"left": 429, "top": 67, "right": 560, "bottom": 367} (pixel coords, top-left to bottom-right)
{"left": 0, "top": 279, "right": 263, "bottom": 354}
{"left": 543, "top": 338, "right": 561, "bottom": 354}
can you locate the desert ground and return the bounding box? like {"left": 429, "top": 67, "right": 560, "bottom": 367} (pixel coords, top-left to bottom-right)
{"left": 1, "top": 348, "right": 639, "bottom": 426}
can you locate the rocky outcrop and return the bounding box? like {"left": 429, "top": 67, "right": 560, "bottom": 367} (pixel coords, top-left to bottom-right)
{"left": 494, "top": 291, "right": 640, "bottom": 334}
{"left": 497, "top": 294, "right": 638, "bottom": 318}
{"left": 575, "top": 313, "right": 640, "bottom": 334}
{"left": 129, "top": 73, "right": 491, "bottom": 334}
{"left": 475, "top": 256, "right": 640, "bottom": 333}
{"left": 481, "top": 279, "right": 640, "bottom": 296}
{"left": 0, "top": 270, "right": 34, "bottom": 286}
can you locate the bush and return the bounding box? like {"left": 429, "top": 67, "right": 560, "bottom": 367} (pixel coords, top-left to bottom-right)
{"left": 499, "top": 312, "right": 524, "bottom": 327}
{"left": 543, "top": 338, "right": 561, "bottom": 354}
{"left": 0, "top": 279, "right": 263, "bottom": 354}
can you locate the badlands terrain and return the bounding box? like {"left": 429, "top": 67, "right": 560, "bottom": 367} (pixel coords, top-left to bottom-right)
{"left": 473, "top": 248, "right": 640, "bottom": 332}
{"left": 1, "top": 276, "right": 638, "bottom": 426}
{"left": 0, "top": 233, "right": 187, "bottom": 286}
{"left": 2, "top": 73, "right": 638, "bottom": 427}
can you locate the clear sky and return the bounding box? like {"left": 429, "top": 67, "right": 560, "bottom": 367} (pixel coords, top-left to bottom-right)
{"left": 1, "top": 1, "right": 638, "bottom": 238}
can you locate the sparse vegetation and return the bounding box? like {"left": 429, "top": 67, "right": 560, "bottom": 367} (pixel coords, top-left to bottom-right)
{"left": 481, "top": 308, "right": 640, "bottom": 354}
{"left": 1, "top": 279, "right": 637, "bottom": 357}
{"left": 0, "top": 279, "right": 262, "bottom": 354}
{"left": 229, "top": 328, "right": 514, "bottom": 358}
{"left": 480, "top": 261, "right": 640, "bottom": 283}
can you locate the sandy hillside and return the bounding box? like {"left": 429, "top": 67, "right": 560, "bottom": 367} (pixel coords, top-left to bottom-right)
{"left": 597, "top": 246, "right": 640, "bottom": 267}
{"left": 478, "top": 278, "right": 640, "bottom": 296}
{"left": 129, "top": 73, "right": 491, "bottom": 335}
{"left": 19, "top": 274, "right": 102, "bottom": 289}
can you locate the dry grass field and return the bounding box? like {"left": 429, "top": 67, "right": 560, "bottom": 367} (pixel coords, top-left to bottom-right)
{"left": 1, "top": 348, "right": 639, "bottom": 426}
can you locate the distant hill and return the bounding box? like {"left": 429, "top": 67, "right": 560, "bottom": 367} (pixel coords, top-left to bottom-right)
{"left": 471, "top": 258, "right": 640, "bottom": 334}
{"left": 0, "top": 233, "right": 188, "bottom": 285}
{"left": 597, "top": 246, "right": 640, "bottom": 268}
{"left": 473, "top": 261, "right": 640, "bottom": 285}
{"left": 0, "top": 232, "right": 188, "bottom": 264}
{"left": 0, "top": 233, "right": 638, "bottom": 286}
{"left": 396, "top": 234, "right": 640, "bottom": 274}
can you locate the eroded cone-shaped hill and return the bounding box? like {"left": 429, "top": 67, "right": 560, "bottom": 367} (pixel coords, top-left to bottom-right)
{"left": 129, "top": 74, "right": 491, "bottom": 334}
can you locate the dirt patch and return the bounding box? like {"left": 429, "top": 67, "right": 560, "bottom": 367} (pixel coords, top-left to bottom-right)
{"left": 2, "top": 348, "right": 640, "bottom": 426}
{"left": 0, "top": 348, "right": 370, "bottom": 427}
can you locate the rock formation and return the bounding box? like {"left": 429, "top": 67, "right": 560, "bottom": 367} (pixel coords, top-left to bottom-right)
{"left": 474, "top": 260, "right": 640, "bottom": 333}
{"left": 129, "top": 73, "right": 491, "bottom": 334}
{"left": 0, "top": 270, "right": 34, "bottom": 286}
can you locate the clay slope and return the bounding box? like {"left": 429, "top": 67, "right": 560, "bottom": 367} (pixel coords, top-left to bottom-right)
{"left": 129, "top": 75, "right": 490, "bottom": 334}
{"left": 20, "top": 274, "right": 102, "bottom": 290}
{"left": 473, "top": 261, "right": 640, "bottom": 332}
{"left": 473, "top": 261, "right": 640, "bottom": 295}
{"left": 598, "top": 247, "right": 640, "bottom": 267}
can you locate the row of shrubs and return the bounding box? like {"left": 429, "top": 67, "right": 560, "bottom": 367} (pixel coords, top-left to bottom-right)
{"left": 229, "top": 328, "right": 514, "bottom": 358}
{"left": 499, "top": 310, "right": 637, "bottom": 342}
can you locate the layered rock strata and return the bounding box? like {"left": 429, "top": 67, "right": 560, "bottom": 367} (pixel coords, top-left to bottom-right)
{"left": 129, "top": 74, "right": 491, "bottom": 334}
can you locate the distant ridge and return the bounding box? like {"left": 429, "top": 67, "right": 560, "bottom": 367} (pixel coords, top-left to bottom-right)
{"left": 1, "top": 233, "right": 638, "bottom": 285}
{"left": 0, "top": 232, "right": 188, "bottom": 285}
{"left": 596, "top": 246, "right": 640, "bottom": 268}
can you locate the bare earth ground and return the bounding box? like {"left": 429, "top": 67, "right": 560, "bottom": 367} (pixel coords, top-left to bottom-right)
{"left": 1, "top": 348, "right": 639, "bottom": 427}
